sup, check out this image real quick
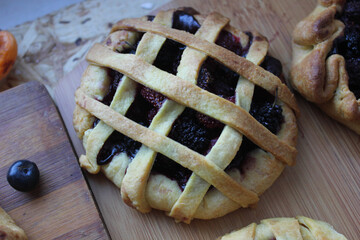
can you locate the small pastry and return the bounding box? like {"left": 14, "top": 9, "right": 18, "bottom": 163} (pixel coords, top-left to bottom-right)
{"left": 218, "top": 216, "right": 348, "bottom": 240}
{"left": 0, "top": 206, "right": 27, "bottom": 240}
{"left": 291, "top": 0, "right": 360, "bottom": 134}
{"left": 73, "top": 8, "right": 299, "bottom": 223}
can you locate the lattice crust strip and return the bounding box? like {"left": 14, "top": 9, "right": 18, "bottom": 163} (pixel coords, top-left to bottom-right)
{"left": 74, "top": 8, "right": 298, "bottom": 222}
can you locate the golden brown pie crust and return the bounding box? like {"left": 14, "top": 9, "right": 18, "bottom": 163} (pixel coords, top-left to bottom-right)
{"left": 218, "top": 216, "right": 348, "bottom": 240}
{"left": 0, "top": 206, "right": 27, "bottom": 240}
{"left": 291, "top": 0, "right": 360, "bottom": 134}
{"left": 73, "top": 8, "right": 298, "bottom": 223}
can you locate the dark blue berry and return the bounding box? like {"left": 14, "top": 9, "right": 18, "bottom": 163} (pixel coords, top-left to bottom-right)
{"left": 7, "top": 160, "right": 40, "bottom": 192}
{"left": 260, "top": 55, "right": 283, "bottom": 78}
{"left": 249, "top": 102, "right": 283, "bottom": 134}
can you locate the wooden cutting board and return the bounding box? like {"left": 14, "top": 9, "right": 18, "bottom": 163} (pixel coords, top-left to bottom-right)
{"left": 0, "top": 81, "right": 109, "bottom": 239}
{"left": 54, "top": 0, "right": 360, "bottom": 239}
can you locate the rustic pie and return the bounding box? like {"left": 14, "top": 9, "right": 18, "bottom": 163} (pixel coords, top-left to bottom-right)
{"left": 291, "top": 0, "right": 360, "bottom": 134}
{"left": 218, "top": 216, "right": 348, "bottom": 240}
{"left": 73, "top": 7, "right": 298, "bottom": 223}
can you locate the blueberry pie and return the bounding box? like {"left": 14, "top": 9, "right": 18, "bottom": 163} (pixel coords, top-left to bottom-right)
{"left": 73, "top": 8, "right": 299, "bottom": 223}
{"left": 218, "top": 216, "right": 348, "bottom": 240}
{"left": 0, "top": 206, "right": 27, "bottom": 240}
{"left": 291, "top": 0, "right": 360, "bottom": 134}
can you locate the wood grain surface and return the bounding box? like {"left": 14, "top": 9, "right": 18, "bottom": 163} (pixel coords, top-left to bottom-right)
{"left": 1, "top": 0, "right": 169, "bottom": 94}
{"left": 0, "top": 81, "right": 109, "bottom": 240}
{"left": 54, "top": 0, "right": 360, "bottom": 239}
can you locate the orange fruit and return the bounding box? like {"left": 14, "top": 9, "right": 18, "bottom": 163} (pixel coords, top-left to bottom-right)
{"left": 0, "top": 30, "right": 17, "bottom": 82}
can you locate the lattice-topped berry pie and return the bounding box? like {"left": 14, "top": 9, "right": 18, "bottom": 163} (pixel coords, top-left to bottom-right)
{"left": 73, "top": 8, "right": 299, "bottom": 223}
{"left": 218, "top": 216, "right": 348, "bottom": 240}
{"left": 291, "top": 0, "right": 360, "bottom": 134}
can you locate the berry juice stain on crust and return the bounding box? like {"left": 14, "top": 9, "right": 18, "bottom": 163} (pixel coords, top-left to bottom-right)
{"left": 152, "top": 108, "right": 224, "bottom": 189}
{"left": 97, "top": 86, "right": 153, "bottom": 165}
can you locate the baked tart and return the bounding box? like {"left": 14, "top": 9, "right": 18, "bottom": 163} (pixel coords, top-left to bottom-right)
{"left": 218, "top": 216, "right": 348, "bottom": 240}
{"left": 0, "top": 206, "right": 27, "bottom": 240}
{"left": 291, "top": 0, "right": 360, "bottom": 134}
{"left": 73, "top": 8, "right": 299, "bottom": 223}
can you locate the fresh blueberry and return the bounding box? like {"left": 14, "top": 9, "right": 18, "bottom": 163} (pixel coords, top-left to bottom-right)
{"left": 7, "top": 160, "right": 40, "bottom": 192}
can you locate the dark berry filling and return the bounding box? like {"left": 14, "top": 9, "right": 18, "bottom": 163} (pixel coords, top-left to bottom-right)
{"left": 169, "top": 108, "right": 223, "bottom": 154}
{"left": 328, "top": 0, "right": 360, "bottom": 99}
{"left": 260, "top": 55, "right": 283, "bottom": 80}
{"left": 250, "top": 99, "right": 283, "bottom": 134}
{"left": 197, "top": 31, "right": 253, "bottom": 98}
{"left": 152, "top": 108, "right": 224, "bottom": 189}
{"left": 152, "top": 39, "right": 186, "bottom": 75}
{"left": 152, "top": 154, "right": 192, "bottom": 190}
{"left": 101, "top": 70, "right": 124, "bottom": 106}
{"left": 215, "top": 30, "right": 253, "bottom": 57}
{"left": 197, "top": 57, "right": 238, "bottom": 98}
{"left": 97, "top": 85, "right": 153, "bottom": 165}
{"left": 146, "top": 15, "right": 155, "bottom": 22}
{"left": 97, "top": 132, "right": 141, "bottom": 165}
{"left": 172, "top": 9, "right": 201, "bottom": 34}
{"left": 140, "top": 86, "right": 166, "bottom": 109}
{"left": 153, "top": 10, "right": 200, "bottom": 75}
